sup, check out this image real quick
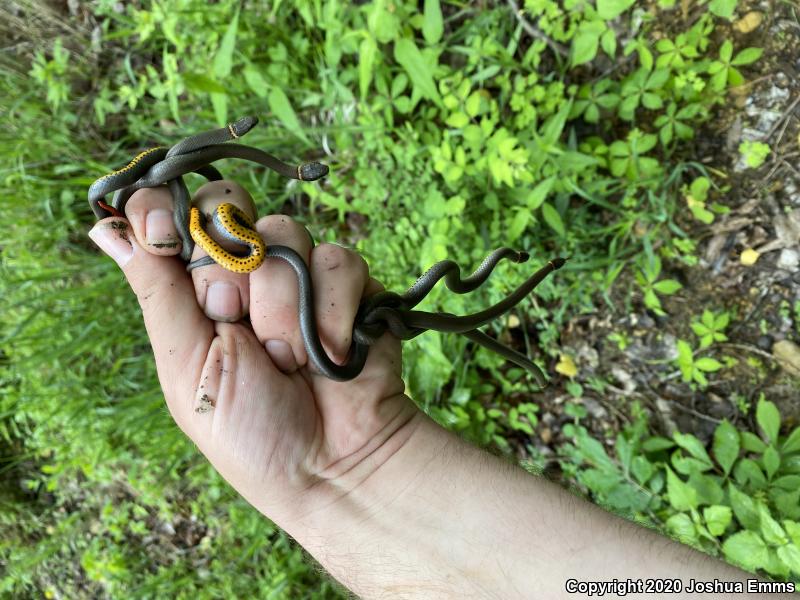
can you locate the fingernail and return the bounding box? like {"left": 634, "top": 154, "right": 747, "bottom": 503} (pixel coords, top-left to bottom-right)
{"left": 205, "top": 281, "right": 241, "bottom": 322}
{"left": 88, "top": 221, "right": 134, "bottom": 267}
{"left": 146, "top": 208, "right": 178, "bottom": 248}
{"left": 265, "top": 339, "right": 296, "bottom": 372}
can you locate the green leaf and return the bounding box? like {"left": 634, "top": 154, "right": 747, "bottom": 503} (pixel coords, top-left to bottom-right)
{"left": 183, "top": 73, "right": 227, "bottom": 94}
{"left": 666, "top": 467, "right": 698, "bottom": 511}
{"left": 722, "top": 531, "right": 769, "bottom": 571}
{"left": 422, "top": 0, "right": 443, "bottom": 45}
{"left": 267, "top": 87, "right": 310, "bottom": 145}
{"left": 688, "top": 472, "right": 724, "bottom": 506}
{"left": 642, "top": 92, "right": 663, "bottom": 110}
{"left": 783, "top": 427, "right": 800, "bottom": 454}
{"left": 742, "top": 431, "right": 767, "bottom": 453}
{"left": 773, "top": 475, "right": 800, "bottom": 491}
{"left": 652, "top": 279, "right": 682, "bottom": 294}
{"left": 695, "top": 357, "right": 723, "bottom": 372}
{"left": 674, "top": 432, "right": 713, "bottom": 465}
{"left": 596, "top": 0, "right": 636, "bottom": 20}
{"left": 776, "top": 544, "right": 800, "bottom": 575}
{"left": 704, "top": 505, "right": 732, "bottom": 536}
{"left": 735, "top": 458, "right": 768, "bottom": 489}
{"left": 576, "top": 432, "right": 616, "bottom": 472}
{"left": 760, "top": 503, "right": 788, "bottom": 545}
{"left": 445, "top": 111, "right": 469, "bottom": 128}
{"left": 524, "top": 177, "right": 556, "bottom": 210}
{"left": 571, "top": 28, "right": 601, "bottom": 67}
{"left": 368, "top": 0, "right": 400, "bottom": 43}
{"left": 727, "top": 67, "right": 742, "bottom": 87}
{"left": 728, "top": 483, "right": 760, "bottom": 529}
{"left": 580, "top": 468, "right": 619, "bottom": 493}
{"left": 757, "top": 398, "right": 781, "bottom": 444}
{"left": 242, "top": 64, "right": 269, "bottom": 98}
{"left": 642, "top": 436, "right": 674, "bottom": 452}
{"left": 764, "top": 548, "right": 791, "bottom": 578}
{"left": 393, "top": 38, "right": 442, "bottom": 106}
{"left": 645, "top": 68, "right": 670, "bottom": 89}
{"left": 616, "top": 434, "right": 633, "bottom": 472}
{"left": 672, "top": 453, "right": 714, "bottom": 476}
{"left": 708, "top": 0, "right": 737, "bottom": 19}
{"left": 785, "top": 521, "right": 800, "bottom": 547}
{"left": 541, "top": 202, "right": 565, "bottom": 237}
{"left": 714, "top": 311, "right": 730, "bottom": 329}
{"left": 605, "top": 481, "right": 651, "bottom": 512}
{"left": 631, "top": 455, "right": 654, "bottom": 484}
{"left": 465, "top": 91, "right": 482, "bottom": 117}
{"left": 719, "top": 40, "right": 733, "bottom": 63}
{"left": 732, "top": 47, "right": 763, "bottom": 66}
{"left": 713, "top": 420, "right": 739, "bottom": 475}
{"left": 358, "top": 36, "right": 378, "bottom": 100}
{"left": 666, "top": 513, "right": 697, "bottom": 544}
{"left": 659, "top": 123, "right": 673, "bottom": 146}
{"left": 600, "top": 28, "right": 617, "bottom": 57}
{"left": 210, "top": 93, "right": 227, "bottom": 126}
{"left": 506, "top": 209, "right": 530, "bottom": 243}
{"left": 774, "top": 489, "right": 800, "bottom": 521}
{"left": 541, "top": 100, "right": 572, "bottom": 146}
{"left": 213, "top": 9, "right": 239, "bottom": 79}
{"left": 763, "top": 445, "right": 780, "bottom": 480}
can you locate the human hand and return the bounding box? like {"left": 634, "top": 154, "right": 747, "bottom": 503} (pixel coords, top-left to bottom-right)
{"left": 88, "top": 181, "right": 421, "bottom": 528}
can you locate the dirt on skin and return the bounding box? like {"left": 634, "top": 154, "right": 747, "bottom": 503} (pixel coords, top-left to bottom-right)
{"left": 522, "top": 0, "right": 800, "bottom": 469}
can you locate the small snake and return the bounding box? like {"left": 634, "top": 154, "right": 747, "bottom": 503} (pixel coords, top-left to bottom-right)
{"left": 188, "top": 204, "right": 266, "bottom": 273}
{"left": 88, "top": 117, "right": 565, "bottom": 383}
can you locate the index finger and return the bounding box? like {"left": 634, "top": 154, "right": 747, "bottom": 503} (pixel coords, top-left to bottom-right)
{"left": 88, "top": 187, "right": 214, "bottom": 427}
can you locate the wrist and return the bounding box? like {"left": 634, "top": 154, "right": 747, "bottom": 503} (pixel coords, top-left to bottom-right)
{"left": 281, "top": 407, "right": 527, "bottom": 598}
{"left": 265, "top": 394, "right": 425, "bottom": 530}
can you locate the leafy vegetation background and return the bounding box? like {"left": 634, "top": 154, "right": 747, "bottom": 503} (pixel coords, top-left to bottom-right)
{"left": 2, "top": 0, "right": 799, "bottom": 597}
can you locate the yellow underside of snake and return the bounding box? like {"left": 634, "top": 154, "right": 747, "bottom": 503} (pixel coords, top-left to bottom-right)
{"left": 189, "top": 203, "right": 266, "bottom": 273}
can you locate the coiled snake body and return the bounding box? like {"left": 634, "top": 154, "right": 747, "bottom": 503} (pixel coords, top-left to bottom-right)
{"left": 88, "top": 116, "right": 565, "bottom": 384}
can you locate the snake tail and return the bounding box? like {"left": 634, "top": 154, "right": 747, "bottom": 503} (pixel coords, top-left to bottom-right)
{"left": 398, "top": 257, "right": 567, "bottom": 334}
{"left": 403, "top": 248, "right": 530, "bottom": 308}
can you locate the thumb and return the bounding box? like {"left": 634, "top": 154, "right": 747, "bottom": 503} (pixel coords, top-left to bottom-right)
{"left": 88, "top": 217, "right": 214, "bottom": 421}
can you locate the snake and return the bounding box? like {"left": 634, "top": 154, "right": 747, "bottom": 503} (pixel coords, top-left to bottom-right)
{"left": 88, "top": 116, "right": 565, "bottom": 383}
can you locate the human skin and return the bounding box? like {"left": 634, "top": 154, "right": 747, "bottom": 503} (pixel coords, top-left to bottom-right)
{"left": 88, "top": 182, "right": 781, "bottom": 599}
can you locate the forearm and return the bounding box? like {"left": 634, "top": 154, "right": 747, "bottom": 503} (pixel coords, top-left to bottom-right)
{"left": 281, "top": 405, "right": 765, "bottom": 599}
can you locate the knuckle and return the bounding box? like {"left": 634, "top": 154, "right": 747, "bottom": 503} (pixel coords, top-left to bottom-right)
{"left": 255, "top": 214, "right": 308, "bottom": 243}
{"left": 312, "top": 243, "right": 362, "bottom": 273}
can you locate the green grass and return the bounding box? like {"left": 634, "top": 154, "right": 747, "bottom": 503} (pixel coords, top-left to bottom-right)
{"left": 2, "top": 0, "right": 797, "bottom": 596}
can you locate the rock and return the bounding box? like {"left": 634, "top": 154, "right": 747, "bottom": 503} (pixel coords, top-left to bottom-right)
{"left": 582, "top": 397, "right": 608, "bottom": 420}
{"left": 654, "top": 398, "right": 678, "bottom": 436}
{"left": 159, "top": 521, "right": 177, "bottom": 536}
{"left": 735, "top": 11, "right": 763, "bottom": 33}
{"left": 757, "top": 334, "right": 774, "bottom": 351}
{"left": 741, "top": 248, "right": 760, "bottom": 266}
{"left": 631, "top": 312, "right": 655, "bottom": 329}
{"left": 575, "top": 343, "right": 599, "bottom": 370}
{"left": 773, "top": 340, "right": 800, "bottom": 377}
{"left": 777, "top": 248, "right": 800, "bottom": 271}
{"left": 540, "top": 427, "right": 552, "bottom": 444}
{"left": 611, "top": 366, "right": 637, "bottom": 394}
{"left": 627, "top": 333, "right": 679, "bottom": 363}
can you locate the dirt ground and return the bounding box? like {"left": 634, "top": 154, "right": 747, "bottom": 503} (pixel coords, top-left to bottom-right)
{"left": 521, "top": 0, "right": 800, "bottom": 466}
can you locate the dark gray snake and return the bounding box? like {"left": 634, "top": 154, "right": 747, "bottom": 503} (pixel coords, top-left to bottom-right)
{"left": 88, "top": 116, "right": 565, "bottom": 383}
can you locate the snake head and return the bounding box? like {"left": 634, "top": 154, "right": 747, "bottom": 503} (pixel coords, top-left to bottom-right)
{"left": 298, "top": 162, "right": 329, "bottom": 181}
{"left": 231, "top": 116, "right": 259, "bottom": 137}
